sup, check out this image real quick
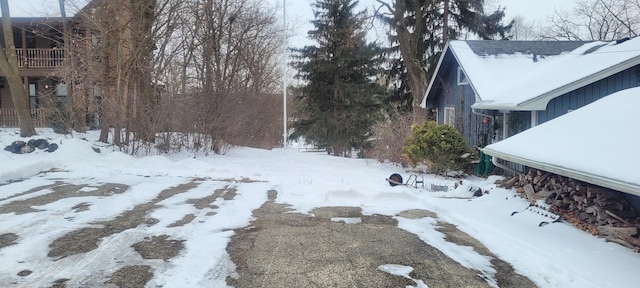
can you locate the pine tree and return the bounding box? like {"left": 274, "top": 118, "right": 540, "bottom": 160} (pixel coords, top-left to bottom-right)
{"left": 290, "top": 0, "right": 388, "bottom": 156}
{"left": 379, "top": 0, "right": 512, "bottom": 111}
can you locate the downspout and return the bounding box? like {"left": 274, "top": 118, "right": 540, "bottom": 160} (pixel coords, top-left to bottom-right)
{"left": 471, "top": 107, "right": 493, "bottom": 122}
{"left": 491, "top": 155, "right": 521, "bottom": 176}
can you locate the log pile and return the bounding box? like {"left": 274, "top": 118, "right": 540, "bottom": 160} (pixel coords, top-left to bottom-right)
{"left": 499, "top": 169, "right": 640, "bottom": 252}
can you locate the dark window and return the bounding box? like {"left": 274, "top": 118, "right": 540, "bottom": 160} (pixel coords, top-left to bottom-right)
{"left": 29, "top": 83, "right": 37, "bottom": 110}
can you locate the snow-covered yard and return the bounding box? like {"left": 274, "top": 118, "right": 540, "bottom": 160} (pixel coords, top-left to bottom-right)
{"left": 1, "top": 128, "right": 639, "bottom": 287}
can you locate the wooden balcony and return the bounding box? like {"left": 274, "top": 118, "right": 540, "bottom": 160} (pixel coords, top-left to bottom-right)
{"left": 17, "top": 48, "right": 65, "bottom": 68}
{"left": 0, "top": 109, "right": 48, "bottom": 127}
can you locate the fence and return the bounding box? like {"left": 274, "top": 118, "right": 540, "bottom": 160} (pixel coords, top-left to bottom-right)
{"left": 0, "top": 109, "right": 48, "bottom": 127}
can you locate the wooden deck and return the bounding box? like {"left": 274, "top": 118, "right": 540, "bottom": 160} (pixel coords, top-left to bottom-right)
{"left": 0, "top": 109, "right": 48, "bottom": 127}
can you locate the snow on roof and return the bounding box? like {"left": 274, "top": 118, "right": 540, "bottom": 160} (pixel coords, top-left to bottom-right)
{"left": 482, "top": 87, "right": 640, "bottom": 195}
{"left": 443, "top": 38, "right": 640, "bottom": 111}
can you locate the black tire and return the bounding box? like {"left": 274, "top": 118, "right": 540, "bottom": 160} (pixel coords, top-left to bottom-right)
{"left": 388, "top": 173, "right": 403, "bottom": 187}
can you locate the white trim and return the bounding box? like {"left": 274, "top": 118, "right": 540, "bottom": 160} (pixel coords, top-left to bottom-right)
{"left": 530, "top": 110, "right": 537, "bottom": 128}
{"left": 422, "top": 42, "right": 452, "bottom": 108}
{"left": 502, "top": 112, "right": 508, "bottom": 140}
{"left": 422, "top": 42, "right": 483, "bottom": 107}
{"left": 444, "top": 107, "right": 455, "bottom": 126}
{"left": 457, "top": 67, "right": 469, "bottom": 85}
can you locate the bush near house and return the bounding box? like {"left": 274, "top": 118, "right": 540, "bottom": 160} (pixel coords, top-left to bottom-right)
{"left": 402, "top": 121, "right": 471, "bottom": 174}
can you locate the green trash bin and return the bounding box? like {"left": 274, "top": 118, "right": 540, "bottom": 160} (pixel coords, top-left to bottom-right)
{"left": 475, "top": 151, "right": 492, "bottom": 176}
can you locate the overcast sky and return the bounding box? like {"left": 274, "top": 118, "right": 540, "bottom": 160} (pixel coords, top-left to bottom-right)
{"left": 268, "top": 0, "right": 578, "bottom": 47}
{"left": 6, "top": 0, "right": 578, "bottom": 46}
{"left": 6, "top": 0, "right": 577, "bottom": 19}
{"left": 5, "top": 0, "right": 89, "bottom": 17}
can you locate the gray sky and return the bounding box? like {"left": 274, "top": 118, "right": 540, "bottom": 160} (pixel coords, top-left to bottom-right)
{"left": 7, "top": 0, "right": 578, "bottom": 45}
{"left": 5, "top": 0, "right": 88, "bottom": 17}
{"left": 270, "top": 0, "right": 578, "bottom": 47}
{"left": 8, "top": 0, "right": 576, "bottom": 19}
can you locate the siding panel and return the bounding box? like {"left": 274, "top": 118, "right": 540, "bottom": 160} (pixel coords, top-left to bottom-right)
{"left": 540, "top": 65, "right": 639, "bottom": 124}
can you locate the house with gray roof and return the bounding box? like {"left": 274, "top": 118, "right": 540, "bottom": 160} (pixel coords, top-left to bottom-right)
{"left": 422, "top": 38, "right": 640, "bottom": 151}
{"left": 421, "top": 38, "right": 640, "bottom": 199}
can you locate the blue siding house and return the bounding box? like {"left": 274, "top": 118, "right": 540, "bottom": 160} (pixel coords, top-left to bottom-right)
{"left": 422, "top": 38, "right": 640, "bottom": 157}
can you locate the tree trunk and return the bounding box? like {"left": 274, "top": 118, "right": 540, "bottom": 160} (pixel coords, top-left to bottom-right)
{"left": 390, "top": 0, "right": 428, "bottom": 109}
{"left": 443, "top": 0, "right": 449, "bottom": 44}
{"left": 59, "top": 0, "right": 86, "bottom": 131}
{"left": 0, "top": 0, "right": 36, "bottom": 137}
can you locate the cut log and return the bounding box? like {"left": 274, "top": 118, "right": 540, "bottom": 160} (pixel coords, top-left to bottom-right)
{"left": 614, "top": 232, "right": 640, "bottom": 249}
{"left": 596, "top": 226, "right": 637, "bottom": 237}
{"left": 510, "top": 169, "right": 640, "bottom": 252}
{"left": 502, "top": 177, "right": 518, "bottom": 189}
{"left": 533, "top": 173, "right": 550, "bottom": 185}
{"left": 602, "top": 236, "right": 637, "bottom": 250}
{"left": 533, "top": 189, "right": 554, "bottom": 200}
{"left": 523, "top": 184, "right": 536, "bottom": 202}
{"left": 573, "top": 195, "right": 586, "bottom": 204}
{"left": 585, "top": 206, "right": 599, "bottom": 215}
{"left": 605, "top": 210, "right": 632, "bottom": 226}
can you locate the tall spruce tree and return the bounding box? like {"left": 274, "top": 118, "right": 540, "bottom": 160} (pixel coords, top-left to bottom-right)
{"left": 378, "top": 0, "right": 512, "bottom": 111}
{"left": 290, "top": 0, "right": 387, "bottom": 156}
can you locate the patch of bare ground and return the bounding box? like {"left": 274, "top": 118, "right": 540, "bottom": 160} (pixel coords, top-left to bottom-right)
{"left": 434, "top": 221, "right": 537, "bottom": 287}
{"left": 0, "top": 183, "right": 129, "bottom": 214}
{"left": 0, "top": 233, "right": 18, "bottom": 249}
{"left": 226, "top": 192, "right": 538, "bottom": 287}
{"left": 47, "top": 181, "right": 198, "bottom": 258}
{"left": 132, "top": 235, "right": 185, "bottom": 261}
{"left": 104, "top": 265, "right": 153, "bottom": 288}
{"left": 186, "top": 186, "right": 237, "bottom": 210}
{"left": 42, "top": 182, "right": 242, "bottom": 286}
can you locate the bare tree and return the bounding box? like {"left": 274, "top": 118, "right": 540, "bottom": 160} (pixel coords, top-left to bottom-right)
{"left": 508, "top": 15, "right": 542, "bottom": 40}
{"left": 175, "top": 0, "right": 282, "bottom": 147}
{"left": 0, "top": 0, "right": 36, "bottom": 136}
{"left": 542, "top": 0, "right": 640, "bottom": 41}
{"left": 52, "top": 0, "right": 283, "bottom": 152}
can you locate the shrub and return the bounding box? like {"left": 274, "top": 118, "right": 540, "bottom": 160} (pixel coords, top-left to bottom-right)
{"left": 367, "top": 112, "right": 416, "bottom": 165}
{"left": 46, "top": 99, "right": 72, "bottom": 135}
{"left": 402, "top": 121, "right": 471, "bottom": 174}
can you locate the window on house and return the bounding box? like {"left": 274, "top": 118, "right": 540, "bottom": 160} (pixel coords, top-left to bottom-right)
{"left": 444, "top": 107, "right": 455, "bottom": 126}
{"left": 91, "top": 33, "right": 100, "bottom": 47}
{"left": 457, "top": 67, "right": 469, "bottom": 86}
{"left": 56, "top": 83, "right": 68, "bottom": 107}
{"left": 29, "top": 83, "right": 37, "bottom": 110}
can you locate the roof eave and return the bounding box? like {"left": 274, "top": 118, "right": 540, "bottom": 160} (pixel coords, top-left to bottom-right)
{"left": 471, "top": 103, "right": 519, "bottom": 111}
{"left": 422, "top": 42, "right": 483, "bottom": 108}
{"left": 421, "top": 42, "right": 452, "bottom": 108}
{"left": 483, "top": 147, "right": 640, "bottom": 197}
{"left": 519, "top": 55, "right": 640, "bottom": 110}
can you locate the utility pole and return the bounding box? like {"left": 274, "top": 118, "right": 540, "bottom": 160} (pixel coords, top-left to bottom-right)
{"left": 282, "top": 0, "right": 288, "bottom": 148}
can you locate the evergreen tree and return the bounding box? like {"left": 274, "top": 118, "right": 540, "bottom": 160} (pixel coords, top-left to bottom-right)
{"left": 378, "top": 0, "right": 512, "bottom": 112}
{"left": 290, "top": 0, "right": 388, "bottom": 156}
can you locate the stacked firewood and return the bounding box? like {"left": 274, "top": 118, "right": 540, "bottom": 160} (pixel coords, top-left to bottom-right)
{"left": 499, "top": 169, "right": 640, "bottom": 252}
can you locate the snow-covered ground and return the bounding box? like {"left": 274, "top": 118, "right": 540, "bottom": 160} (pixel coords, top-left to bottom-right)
{"left": 1, "top": 128, "right": 639, "bottom": 287}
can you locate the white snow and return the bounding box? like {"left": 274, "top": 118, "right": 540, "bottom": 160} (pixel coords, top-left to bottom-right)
{"left": 483, "top": 87, "right": 640, "bottom": 192}
{"left": 378, "top": 264, "right": 428, "bottom": 288}
{"left": 444, "top": 37, "right": 640, "bottom": 109}
{"left": 1, "top": 128, "right": 640, "bottom": 287}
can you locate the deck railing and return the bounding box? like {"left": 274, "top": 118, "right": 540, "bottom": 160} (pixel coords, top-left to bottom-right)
{"left": 16, "top": 48, "right": 65, "bottom": 68}
{"left": 0, "top": 109, "right": 48, "bottom": 127}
